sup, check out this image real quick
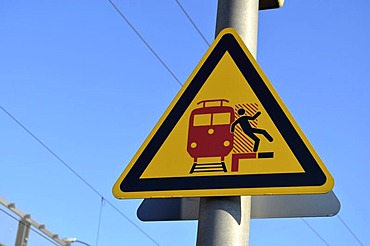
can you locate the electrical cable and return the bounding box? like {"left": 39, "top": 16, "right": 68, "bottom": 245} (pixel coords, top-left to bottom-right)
{"left": 102, "top": 198, "right": 159, "bottom": 246}
{"left": 95, "top": 197, "right": 105, "bottom": 246}
{"left": 301, "top": 218, "right": 330, "bottom": 246}
{"left": 0, "top": 207, "right": 59, "bottom": 246}
{"left": 175, "top": 0, "right": 211, "bottom": 47}
{"left": 337, "top": 215, "right": 364, "bottom": 246}
{"left": 0, "top": 105, "right": 160, "bottom": 246}
{"left": 107, "top": 0, "right": 182, "bottom": 86}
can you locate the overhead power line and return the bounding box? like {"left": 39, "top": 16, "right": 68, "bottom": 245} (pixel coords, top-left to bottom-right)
{"left": 0, "top": 105, "right": 160, "bottom": 246}
{"left": 175, "top": 0, "right": 211, "bottom": 47}
{"left": 95, "top": 197, "right": 105, "bottom": 246}
{"left": 337, "top": 215, "right": 364, "bottom": 246}
{"left": 301, "top": 219, "right": 330, "bottom": 246}
{"left": 107, "top": 0, "right": 182, "bottom": 86}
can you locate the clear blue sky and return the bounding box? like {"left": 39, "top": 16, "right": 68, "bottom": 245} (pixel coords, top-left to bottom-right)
{"left": 1, "top": 0, "right": 369, "bottom": 245}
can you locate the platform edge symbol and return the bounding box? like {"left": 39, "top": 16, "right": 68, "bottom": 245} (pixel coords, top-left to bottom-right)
{"left": 112, "top": 28, "right": 334, "bottom": 199}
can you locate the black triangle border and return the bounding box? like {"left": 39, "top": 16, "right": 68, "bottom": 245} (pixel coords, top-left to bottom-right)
{"left": 120, "top": 33, "right": 326, "bottom": 192}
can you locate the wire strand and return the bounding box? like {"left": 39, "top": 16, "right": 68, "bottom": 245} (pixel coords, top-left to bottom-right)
{"left": 104, "top": 199, "right": 160, "bottom": 246}
{"left": 95, "top": 197, "right": 104, "bottom": 246}
{"left": 0, "top": 105, "right": 101, "bottom": 197}
{"left": 107, "top": 0, "right": 182, "bottom": 86}
{"left": 0, "top": 105, "right": 160, "bottom": 246}
{"left": 301, "top": 218, "right": 330, "bottom": 246}
{"left": 175, "top": 0, "right": 210, "bottom": 47}
{"left": 337, "top": 215, "right": 364, "bottom": 246}
{"left": 0, "top": 207, "right": 59, "bottom": 246}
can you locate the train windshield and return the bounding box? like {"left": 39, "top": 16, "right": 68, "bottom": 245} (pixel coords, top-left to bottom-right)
{"left": 213, "top": 113, "right": 230, "bottom": 125}
{"left": 193, "top": 112, "right": 231, "bottom": 126}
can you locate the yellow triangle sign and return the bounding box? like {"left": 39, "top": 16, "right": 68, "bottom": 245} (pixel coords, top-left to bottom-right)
{"left": 113, "top": 28, "right": 334, "bottom": 199}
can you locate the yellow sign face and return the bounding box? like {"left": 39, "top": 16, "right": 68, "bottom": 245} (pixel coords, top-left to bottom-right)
{"left": 113, "top": 28, "right": 334, "bottom": 199}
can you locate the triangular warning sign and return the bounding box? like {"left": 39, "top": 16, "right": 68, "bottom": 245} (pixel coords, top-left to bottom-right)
{"left": 113, "top": 28, "right": 334, "bottom": 199}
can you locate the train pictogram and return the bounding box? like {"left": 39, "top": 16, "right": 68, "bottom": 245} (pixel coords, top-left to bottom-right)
{"left": 187, "top": 99, "right": 274, "bottom": 174}
{"left": 187, "top": 99, "right": 234, "bottom": 173}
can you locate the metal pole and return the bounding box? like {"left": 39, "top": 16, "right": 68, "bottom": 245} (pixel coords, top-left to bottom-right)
{"left": 15, "top": 218, "right": 31, "bottom": 246}
{"left": 196, "top": 0, "right": 259, "bottom": 245}
{"left": 215, "top": 0, "right": 259, "bottom": 56}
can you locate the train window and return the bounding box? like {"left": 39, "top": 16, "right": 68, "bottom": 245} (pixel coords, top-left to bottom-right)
{"left": 193, "top": 114, "right": 211, "bottom": 126}
{"left": 213, "top": 112, "right": 231, "bottom": 125}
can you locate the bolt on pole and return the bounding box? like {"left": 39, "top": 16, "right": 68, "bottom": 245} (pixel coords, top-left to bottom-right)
{"left": 196, "top": 0, "right": 259, "bottom": 245}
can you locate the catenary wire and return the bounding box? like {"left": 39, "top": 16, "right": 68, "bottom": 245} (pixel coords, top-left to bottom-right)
{"left": 0, "top": 207, "right": 59, "bottom": 246}
{"left": 107, "top": 0, "right": 182, "bottom": 86}
{"left": 301, "top": 219, "right": 330, "bottom": 246}
{"left": 175, "top": 0, "right": 211, "bottom": 46}
{"left": 338, "top": 215, "right": 364, "bottom": 246}
{"left": 0, "top": 105, "right": 160, "bottom": 246}
{"left": 95, "top": 197, "right": 105, "bottom": 246}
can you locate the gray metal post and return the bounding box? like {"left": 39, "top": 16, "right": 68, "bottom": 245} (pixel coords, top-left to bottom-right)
{"left": 196, "top": 0, "right": 259, "bottom": 245}
{"left": 15, "top": 218, "right": 31, "bottom": 246}
{"left": 215, "top": 0, "right": 259, "bottom": 56}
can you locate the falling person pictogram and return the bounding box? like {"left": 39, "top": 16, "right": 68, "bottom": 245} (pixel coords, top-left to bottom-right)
{"left": 230, "top": 108, "right": 273, "bottom": 152}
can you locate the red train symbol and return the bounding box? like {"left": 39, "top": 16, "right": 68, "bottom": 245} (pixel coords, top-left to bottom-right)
{"left": 187, "top": 99, "right": 234, "bottom": 173}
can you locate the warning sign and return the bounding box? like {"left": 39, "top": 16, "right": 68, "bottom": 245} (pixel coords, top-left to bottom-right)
{"left": 112, "top": 28, "right": 334, "bottom": 199}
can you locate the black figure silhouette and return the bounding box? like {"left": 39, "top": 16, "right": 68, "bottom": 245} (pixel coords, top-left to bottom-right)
{"left": 230, "top": 108, "right": 273, "bottom": 152}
